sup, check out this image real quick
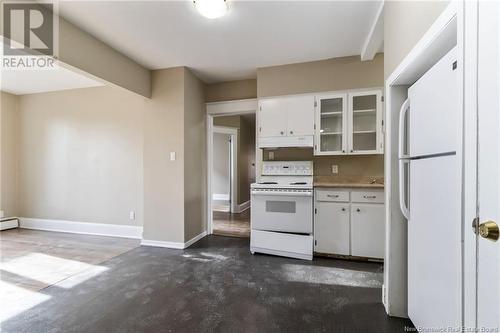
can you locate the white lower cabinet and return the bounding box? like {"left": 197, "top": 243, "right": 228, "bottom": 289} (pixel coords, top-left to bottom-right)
{"left": 350, "top": 203, "right": 385, "bottom": 258}
{"left": 314, "top": 201, "right": 350, "bottom": 255}
{"left": 314, "top": 188, "right": 385, "bottom": 259}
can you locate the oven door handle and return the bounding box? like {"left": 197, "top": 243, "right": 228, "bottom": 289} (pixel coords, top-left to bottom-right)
{"left": 251, "top": 190, "right": 313, "bottom": 197}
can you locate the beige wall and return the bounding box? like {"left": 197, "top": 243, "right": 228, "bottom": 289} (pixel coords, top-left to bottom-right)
{"left": 183, "top": 68, "right": 206, "bottom": 241}
{"left": 262, "top": 148, "right": 383, "bottom": 178}
{"left": 205, "top": 79, "right": 257, "bottom": 103}
{"left": 214, "top": 115, "right": 256, "bottom": 204}
{"left": 384, "top": 1, "right": 450, "bottom": 78}
{"left": 0, "top": 92, "right": 20, "bottom": 217}
{"left": 59, "top": 17, "right": 152, "bottom": 98}
{"left": 143, "top": 68, "right": 185, "bottom": 242}
{"left": 17, "top": 86, "right": 146, "bottom": 226}
{"left": 257, "top": 54, "right": 384, "bottom": 97}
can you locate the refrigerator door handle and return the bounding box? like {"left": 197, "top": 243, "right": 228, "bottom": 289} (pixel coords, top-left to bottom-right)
{"left": 399, "top": 159, "right": 410, "bottom": 219}
{"left": 398, "top": 98, "right": 410, "bottom": 158}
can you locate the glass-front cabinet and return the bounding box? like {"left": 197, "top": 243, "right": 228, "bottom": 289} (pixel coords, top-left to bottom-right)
{"left": 314, "top": 93, "right": 347, "bottom": 155}
{"left": 314, "top": 89, "right": 383, "bottom": 156}
{"left": 348, "top": 90, "right": 383, "bottom": 154}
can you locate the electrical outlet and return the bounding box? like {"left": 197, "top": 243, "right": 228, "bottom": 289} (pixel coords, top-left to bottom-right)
{"left": 129, "top": 211, "right": 135, "bottom": 220}
{"left": 170, "top": 152, "right": 176, "bottom": 161}
{"left": 331, "top": 165, "right": 338, "bottom": 174}
{"left": 269, "top": 151, "right": 275, "bottom": 160}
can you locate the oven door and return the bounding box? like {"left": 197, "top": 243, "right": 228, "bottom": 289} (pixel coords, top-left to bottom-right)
{"left": 251, "top": 189, "right": 313, "bottom": 234}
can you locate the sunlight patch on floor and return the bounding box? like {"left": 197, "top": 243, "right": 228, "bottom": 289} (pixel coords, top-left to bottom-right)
{"left": 280, "top": 263, "right": 382, "bottom": 288}
{"left": 0, "top": 281, "right": 51, "bottom": 322}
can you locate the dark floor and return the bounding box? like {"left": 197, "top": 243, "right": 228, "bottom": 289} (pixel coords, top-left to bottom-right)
{"left": 213, "top": 209, "right": 250, "bottom": 238}
{"left": 1, "top": 235, "right": 413, "bottom": 333}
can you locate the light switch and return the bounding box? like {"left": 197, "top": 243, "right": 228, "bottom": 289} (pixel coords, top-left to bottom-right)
{"left": 170, "top": 152, "right": 176, "bottom": 161}
{"left": 331, "top": 165, "right": 338, "bottom": 174}
{"left": 129, "top": 211, "right": 135, "bottom": 220}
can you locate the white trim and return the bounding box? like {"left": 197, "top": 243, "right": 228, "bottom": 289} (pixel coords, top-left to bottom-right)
{"left": 0, "top": 218, "right": 19, "bottom": 231}
{"left": 361, "top": 1, "right": 384, "bottom": 61}
{"left": 206, "top": 99, "right": 257, "bottom": 115}
{"left": 234, "top": 200, "right": 250, "bottom": 213}
{"left": 19, "top": 217, "right": 143, "bottom": 239}
{"left": 206, "top": 105, "right": 257, "bottom": 236}
{"left": 213, "top": 193, "right": 230, "bottom": 201}
{"left": 383, "top": 1, "right": 459, "bottom": 319}
{"left": 141, "top": 231, "right": 207, "bottom": 249}
{"left": 213, "top": 126, "right": 238, "bottom": 214}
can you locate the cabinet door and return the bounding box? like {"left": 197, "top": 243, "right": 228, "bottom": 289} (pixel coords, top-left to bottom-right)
{"left": 286, "top": 95, "right": 315, "bottom": 136}
{"left": 350, "top": 204, "right": 385, "bottom": 258}
{"left": 348, "top": 90, "right": 383, "bottom": 154}
{"left": 314, "top": 93, "right": 347, "bottom": 155}
{"left": 314, "top": 201, "right": 350, "bottom": 255}
{"left": 258, "top": 98, "right": 286, "bottom": 137}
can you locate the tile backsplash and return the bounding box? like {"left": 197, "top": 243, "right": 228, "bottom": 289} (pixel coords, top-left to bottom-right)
{"left": 262, "top": 148, "right": 384, "bottom": 177}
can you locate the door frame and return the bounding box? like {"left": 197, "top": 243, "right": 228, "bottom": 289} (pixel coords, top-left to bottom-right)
{"left": 212, "top": 126, "right": 238, "bottom": 214}
{"left": 206, "top": 99, "right": 257, "bottom": 235}
{"left": 383, "top": 1, "right": 469, "bottom": 320}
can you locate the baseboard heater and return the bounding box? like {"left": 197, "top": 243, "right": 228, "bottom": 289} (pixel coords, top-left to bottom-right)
{"left": 0, "top": 217, "right": 19, "bottom": 231}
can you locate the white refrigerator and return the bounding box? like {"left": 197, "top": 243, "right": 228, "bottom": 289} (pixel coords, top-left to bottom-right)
{"left": 399, "top": 47, "right": 462, "bottom": 329}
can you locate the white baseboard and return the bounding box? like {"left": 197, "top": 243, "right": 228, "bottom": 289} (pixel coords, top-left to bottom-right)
{"left": 234, "top": 200, "right": 250, "bottom": 213}
{"left": 0, "top": 218, "right": 19, "bottom": 231}
{"left": 213, "top": 193, "right": 229, "bottom": 201}
{"left": 19, "top": 217, "right": 143, "bottom": 239}
{"left": 141, "top": 230, "right": 207, "bottom": 249}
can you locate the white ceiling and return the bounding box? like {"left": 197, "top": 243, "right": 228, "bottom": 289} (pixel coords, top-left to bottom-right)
{"left": 58, "top": 0, "right": 383, "bottom": 83}
{"left": 0, "top": 66, "right": 103, "bottom": 95}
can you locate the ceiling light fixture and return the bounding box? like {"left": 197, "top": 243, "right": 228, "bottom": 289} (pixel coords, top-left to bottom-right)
{"left": 194, "top": 0, "right": 228, "bottom": 19}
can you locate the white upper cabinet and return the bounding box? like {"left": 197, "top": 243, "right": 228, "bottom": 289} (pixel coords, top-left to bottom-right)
{"left": 314, "top": 89, "right": 383, "bottom": 156}
{"left": 285, "top": 95, "right": 315, "bottom": 136}
{"left": 258, "top": 98, "right": 286, "bottom": 137}
{"left": 314, "top": 93, "right": 347, "bottom": 155}
{"left": 258, "top": 95, "right": 315, "bottom": 147}
{"left": 348, "top": 90, "right": 383, "bottom": 154}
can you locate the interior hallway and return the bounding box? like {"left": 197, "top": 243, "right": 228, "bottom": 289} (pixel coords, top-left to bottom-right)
{"left": 1, "top": 235, "right": 412, "bottom": 332}
{"left": 212, "top": 210, "right": 250, "bottom": 238}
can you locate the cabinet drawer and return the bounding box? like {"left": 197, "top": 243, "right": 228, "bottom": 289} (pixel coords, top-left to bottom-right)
{"left": 351, "top": 190, "right": 384, "bottom": 204}
{"left": 315, "top": 189, "right": 349, "bottom": 202}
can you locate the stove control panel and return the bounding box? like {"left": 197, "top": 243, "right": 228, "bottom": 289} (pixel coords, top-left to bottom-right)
{"left": 261, "top": 161, "right": 313, "bottom": 176}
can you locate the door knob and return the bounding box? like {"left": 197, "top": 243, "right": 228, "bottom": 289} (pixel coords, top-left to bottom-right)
{"left": 479, "top": 220, "right": 499, "bottom": 242}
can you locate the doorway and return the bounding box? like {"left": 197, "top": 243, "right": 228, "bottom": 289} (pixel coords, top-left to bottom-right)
{"left": 208, "top": 113, "right": 256, "bottom": 238}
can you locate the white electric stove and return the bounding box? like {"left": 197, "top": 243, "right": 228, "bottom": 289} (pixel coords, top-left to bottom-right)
{"left": 250, "top": 161, "right": 314, "bottom": 260}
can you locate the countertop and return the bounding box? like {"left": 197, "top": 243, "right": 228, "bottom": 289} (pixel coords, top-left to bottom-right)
{"left": 313, "top": 176, "right": 384, "bottom": 189}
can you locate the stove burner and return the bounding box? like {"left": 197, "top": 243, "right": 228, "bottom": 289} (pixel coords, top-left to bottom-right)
{"left": 259, "top": 182, "right": 278, "bottom": 184}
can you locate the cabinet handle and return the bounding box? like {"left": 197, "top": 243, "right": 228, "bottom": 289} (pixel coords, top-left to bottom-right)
{"left": 327, "top": 194, "right": 339, "bottom": 198}
{"left": 342, "top": 150, "right": 345, "bottom": 153}
{"left": 356, "top": 208, "right": 361, "bottom": 213}
{"left": 363, "top": 195, "right": 377, "bottom": 199}
{"left": 341, "top": 207, "right": 346, "bottom": 211}
{"left": 280, "top": 131, "right": 284, "bottom": 135}
{"left": 290, "top": 131, "right": 294, "bottom": 135}
{"left": 350, "top": 149, "right": 354, "bottom": 153}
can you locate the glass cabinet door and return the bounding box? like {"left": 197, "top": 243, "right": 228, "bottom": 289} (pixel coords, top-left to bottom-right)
{"left": 349, "top": 91, "right": 381, "bottom": 153}
{"left": 316, "top": 94, "right": 347, "bottom": 154}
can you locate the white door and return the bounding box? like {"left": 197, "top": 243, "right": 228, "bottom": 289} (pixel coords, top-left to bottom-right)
{"left": 286, "top": 95, "right": 315, "bottom": 137}
{"left": 408, "top": 155, "right": 461, "bottom": 329}
{"left": 350, "top": 203, "right": 385, "bottom": 258}
{"left": 348, "top": 90, "right": 383, "bottom": 155}
{"left": 314, "top": 202, "right": 350, "bottom": 255}
{"left": 476, "top": 1, "right": 499, "bottom": 330}
{"left": 258, "top": 99, "right": 286, "bottom": 137}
